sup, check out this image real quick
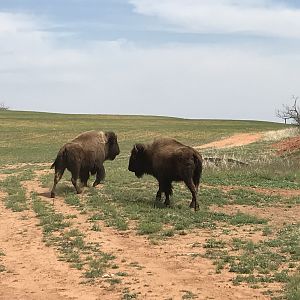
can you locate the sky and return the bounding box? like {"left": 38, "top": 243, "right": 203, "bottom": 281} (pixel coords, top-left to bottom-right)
{"left": 0, "top": 0, "right": 300, "bottom": 121}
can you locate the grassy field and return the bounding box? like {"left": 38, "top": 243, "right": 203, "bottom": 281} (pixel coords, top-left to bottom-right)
{"left": 0, "top": 110, "right": 286, "bottom": 165}
{"left": 0, "top": 110, "right": 299, "bottom": 299}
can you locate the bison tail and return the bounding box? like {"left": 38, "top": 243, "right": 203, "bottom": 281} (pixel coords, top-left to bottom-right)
{"left": 50, "top": 160, "right": 56, "bottom": 169}
{"left": 51, "top": 147, "right": 67, "bottom": 170}
{"left": 193, "top": 152, "right": 203, "bottom": 187}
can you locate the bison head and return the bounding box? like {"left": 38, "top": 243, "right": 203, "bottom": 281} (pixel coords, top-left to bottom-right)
{"left": 128, "top": 143, "right": 146, "bottom": 178}
{"left": 105, "top": 131, "right": 120, "bottom": 160}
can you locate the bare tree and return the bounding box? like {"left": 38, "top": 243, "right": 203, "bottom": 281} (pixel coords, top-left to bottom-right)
{"left": 0, "top": 102, "right": 9, "bottom": 111}
{"left": 276, "top": 95, "right": 300, "bottom": 126}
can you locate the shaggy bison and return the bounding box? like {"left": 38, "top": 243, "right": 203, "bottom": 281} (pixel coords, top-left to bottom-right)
{"left": 51, "top": 130, "right": 120, "bottom": 198}
{"left": 128, "top": 138, "right": 203, "bottom": 210}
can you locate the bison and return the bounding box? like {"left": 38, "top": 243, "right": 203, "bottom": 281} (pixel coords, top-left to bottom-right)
{"left": 128, "top": 138, "right": 203, "bottom": 211}
{"left": 50, "top": 130, "right": 120, "bottom": 198}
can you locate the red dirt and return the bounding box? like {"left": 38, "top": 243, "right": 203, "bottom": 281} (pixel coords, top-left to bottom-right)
{"left": 272, "top": 136, "right": 300, "bottom": 155}
{"left": 195, "top": 133, "right": 263, "bottom": 149}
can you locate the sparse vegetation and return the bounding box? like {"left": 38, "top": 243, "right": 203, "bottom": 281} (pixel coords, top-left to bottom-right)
{"left": 1, "top": 176, "right": 28, "bottom": 211}
{"left": 285, "top": 272, "right": 300, "bottom": 300}
{"left": 32, "top": 192, "right": 116, "bottom": 281}
{"left": 0, "top": 249, "right": 5, "bottom": 273}
{"left": 0, "top": 111, "right": 299, "bottom": 299}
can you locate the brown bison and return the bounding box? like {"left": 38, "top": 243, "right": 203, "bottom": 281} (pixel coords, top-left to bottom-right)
{"left": 50, "top": 130, "right": 120, "bottom": 198}
{"left": 128, "top": 138, "right": 203, "bottom": 210}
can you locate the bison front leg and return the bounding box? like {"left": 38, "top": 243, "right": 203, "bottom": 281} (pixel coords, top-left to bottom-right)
{"left": 93, "top": 165, "right": 105, "bottom": 187}
{"left": 153, "top": 181, "right": 164, "bottom": 208}
{"left": 156, "top": 181, "right": 163, "bottom": 201}
{"left": 185, "top": 179, "right": 199, "bottom": 211}
{"left": 163, "top": 181, "right": 173, "bottom": 208}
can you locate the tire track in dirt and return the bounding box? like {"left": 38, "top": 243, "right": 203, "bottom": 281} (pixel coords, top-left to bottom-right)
{"left": 24, "top": 175, "right": 270, "bottom": 300}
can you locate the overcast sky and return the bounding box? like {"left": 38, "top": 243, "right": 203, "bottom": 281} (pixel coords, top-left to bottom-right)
{"left": 0, "top": 0, "right": 299, "bottom": 121}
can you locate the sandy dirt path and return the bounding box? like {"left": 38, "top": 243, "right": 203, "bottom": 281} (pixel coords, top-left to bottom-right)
{"left": 195, "top": 133, "right": 263, "bottom": 149}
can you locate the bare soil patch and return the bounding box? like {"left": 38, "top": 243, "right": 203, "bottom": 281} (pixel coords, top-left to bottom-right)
{"left": 272, "top": 135, "right": 300, "bottom": 155}
{"left": 196, "top": 133, "right": 263, "bottom": 149}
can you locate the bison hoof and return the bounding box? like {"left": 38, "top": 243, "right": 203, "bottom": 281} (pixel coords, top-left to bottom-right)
{"left": 189, "top": 201, "right": 199, "bottom": 211}
{"left": 50, "top": 192, "right": 55, "bottom": 198}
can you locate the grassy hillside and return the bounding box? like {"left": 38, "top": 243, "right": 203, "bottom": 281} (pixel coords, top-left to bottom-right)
{"left": 0, "top": 110, "right": 286, "bottom": 165}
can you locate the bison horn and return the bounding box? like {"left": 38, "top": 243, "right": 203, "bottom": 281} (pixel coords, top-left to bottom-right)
{"left": 134, "top": 144, "right": 145, "bottom": 153}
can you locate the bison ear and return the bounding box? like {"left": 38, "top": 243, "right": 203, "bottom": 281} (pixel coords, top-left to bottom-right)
{"left": 134, "top": 143, "right": 145, "bottom": 153}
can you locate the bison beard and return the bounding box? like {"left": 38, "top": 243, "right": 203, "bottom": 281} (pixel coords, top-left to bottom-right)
{"left": 50, "top": 130, "right": 120, "bottom": 199}
{"left": 128, "top": 138, "right": 203, "bottom": 211}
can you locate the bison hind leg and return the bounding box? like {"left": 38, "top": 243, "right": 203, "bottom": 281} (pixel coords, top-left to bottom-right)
{"left": 185, "top": 179, "right": 199, "bottom": 211}
{"left": 80, "top": 169, "right": 90, "bottom": 187}
{"left": 70, "top": 165, "right": 82, "bottom": 194}
{"left": 189, "top": 200, "right": 199, "bottom": 210}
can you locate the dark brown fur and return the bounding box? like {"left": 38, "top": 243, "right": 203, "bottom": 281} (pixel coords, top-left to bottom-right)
{"left": 128, "top": 138, "right": 203, "bottom": 210}
{"left": 50, "top": 130, "right": 120, "bottom": 198}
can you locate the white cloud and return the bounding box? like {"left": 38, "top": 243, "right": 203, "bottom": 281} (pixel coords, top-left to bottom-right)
{"left": 129, "top": 0, "right": 300, "bottom": 38}
{"left": 0, "top": 12, "right": 299, "bottom": 121}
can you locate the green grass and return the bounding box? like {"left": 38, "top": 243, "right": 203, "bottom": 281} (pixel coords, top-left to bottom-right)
{"left": 285, "top": 272, "right": 300, "bottom": 300}
{"left": 85, "top": 253, "right": 116, "bottom": 279}
{"left": 1, "top": 176, "right": 28, "bottom": 212}
{"left": 32, "top": 193, "right": 116, "bottom": 280}
{"left": 228, "top": 189, "right": 281, "bottom": 207}
{"left": 0, "top": 110, "right": 287, "bottom": 166}
{"left": 229, "top": 212, "right": 267, "bottom": 226}
{"left": 137, "top": 221, "right": 162, "bottom": 235}
{"left": 85, "top": 189, "right": 129, "bottom": 231}
{"left": 205, "top": 223, "right": 300, "bottom": 286}
{"left": 122, "top": 288, "right": 138, "bottom": 300}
